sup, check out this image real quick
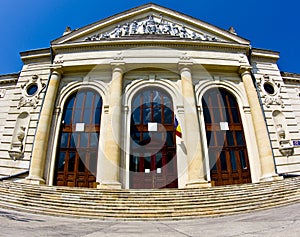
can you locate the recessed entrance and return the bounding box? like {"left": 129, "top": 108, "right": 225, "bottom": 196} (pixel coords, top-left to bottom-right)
{"left": 54, "top": 89, "right": 102, "bottom": 188}
{"left": 202, "top": 88, "right": 251, "bottom": 186}
{"left": 130, "top": 88, "right": 178, "bottom": 189}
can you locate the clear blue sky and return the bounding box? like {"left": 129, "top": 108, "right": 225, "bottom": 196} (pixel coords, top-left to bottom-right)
{"left": 0, "top": 0, "right": 298, "bottom": 75}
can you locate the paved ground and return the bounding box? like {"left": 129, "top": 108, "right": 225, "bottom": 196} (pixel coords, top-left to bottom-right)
{"left": 0, "top": 203, "right": 299, "bottom": 237}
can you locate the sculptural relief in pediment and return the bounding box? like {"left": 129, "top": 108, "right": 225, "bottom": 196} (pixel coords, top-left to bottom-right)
{"left": 83, "top": 14, "right": 223, "bottom": 42}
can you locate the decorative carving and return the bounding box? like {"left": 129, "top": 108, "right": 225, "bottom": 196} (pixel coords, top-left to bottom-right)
{"left": 84, "top": 14, "right": 221, "bottom": 42}
{"left": 9, "top": 112, "right": 30, "bottom": 160}
{"left": 257, "top": 75, "right": 284, "bottom": 108}
{"left": 18, "top": 75, "right": 46, "bottom": 109}
{"left": 0, "top": 89, "right": 6, "bottom": 98}
{"left": 276, "top": 124, "right": 294, "bottom": 157}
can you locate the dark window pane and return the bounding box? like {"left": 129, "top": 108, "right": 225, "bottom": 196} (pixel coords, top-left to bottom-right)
{"left": 130, "top": 155, "right": 140, "bottom": 172}
{"left": 132, "top": 108, "right": 141, "bottom": 124}
{"left": 227, "top": 94, "right": 236, "bottom": 108}
{"left": 220, "top": 151, "right": 227, "bottom": 171}
{"left": 93, "top": 107, "right": 101, "bottom": 125}
{"left": 164, "top": 107, "right": 173, "bottom": 124}
{"left": 226, "top": 131, "right": 234, "bottom": 146}
{"left": 143, "top": 106, "right": 151, "bottom": 123}
{"left": 209, "top": 150, "right": 217, "bottom": 171}
{"left": 203, "top": 107, "right": 212, "bottom": 124}
{"left": 163, "top": 95, "right": 172, "bottom": 108}
{"left": 141, "top": 132, "right": 151, "bottom": 145}
{"left": 68, "top": 152, "right": 76, "bottom": 172}
{"left": 216, "top": 131, "right": 225, "bottom": 147}
{"left": 240, "top": 150, "right": 247, "bottom": 169}
{"left": 78, "top": 153, "right": 86, "bottom": 172}
{"left": 167, "top": 152, "right": 175, "bottom": 173}
{"left": 213, "top": 108, "right": 221, "bottom": 123}
{"left": 89, "top": 152, "right": 97, "bottom": 174}
{"left": 143, "top": 91, "right": 151, "bottom": 106}
{"left": 236, "top": 131, "right": 244, "bottom": 146}
{"left": 57, "top": 152, "right": 66, "bottom": 171}
{"left": 73, "top": 109, "right": 82, "bottom": 123}
{"left": 166, "top": 132, "right": 174, "bottom": 147}
{"left": 230, "top": 151, "right": 237, "bottom": 171}
{"left": 133, "top": 95, "right": 141, "bottom": 107}
{"left": 67, "top": 96, "right": 75, "bottom": 109}
{"left": 206, "top": 131, "right": 212, "bottom": 146}
{"left": 90, "top": 133, "right": 99, "bottom": 148}
{"left": 153, "top": 106, "right": 162, "bottom": 123}
{"left": 64, "top": 109, "right": 73, "bottom": 125}
{"left": 80, "top": 133, "right": 88, "bottom": 148}
{"left": 231, "top": 108, "right": 240, "bottom": 123}
{"left": 85, "top": 91, "right": 94, "bottom": 109}
{"left": 60, "top": 133, "right": 69, "bottom": 148}
{"left": 156, "top": 152, "right": 162, "bottom": 169}
{"left": 144, "top": 156, "right": 151, "bottom": 172}
{"left": 75, "top": 92, "right": 84, "bottom": 108}
{"left": 70, "top": 133, "right": 78, "bottom": 148}
{"left": 153, "top": 91, "right": 161, "bottom": 104}
{"left": 83, "top": 109, "right": 91, "bottom": 124}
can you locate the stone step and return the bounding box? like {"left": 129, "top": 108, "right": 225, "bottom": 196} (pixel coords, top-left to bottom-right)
{"left": 0, "top": 177, "right": 299, "bottom": 219}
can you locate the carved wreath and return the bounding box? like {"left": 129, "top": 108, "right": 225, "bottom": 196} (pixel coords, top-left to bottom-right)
{"left": 257, "top": 75, "right": 284, "bottom": 108}
{"left": 18, "top": 75, "right": 46, "bottom": 109}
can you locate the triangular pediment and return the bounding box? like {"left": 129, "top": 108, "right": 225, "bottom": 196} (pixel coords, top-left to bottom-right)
{"left": 52, "top": 3, "right": 249, "bottom": 45}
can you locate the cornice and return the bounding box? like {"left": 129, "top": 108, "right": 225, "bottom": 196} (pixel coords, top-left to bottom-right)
{"left": 0, "top": 72, "right": 19, "bottom": 84}
{"left": 51, "top": 38, "right": 250, "bottom": 55}
{"left": 251, "top": 48, "right": 280, "bottom": 61}
{"left": 281, "top": 71, "right": 300, "bottom": 82}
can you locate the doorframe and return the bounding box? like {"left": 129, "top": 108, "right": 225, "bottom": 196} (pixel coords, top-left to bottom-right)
{"left": 47, "top": 81, "right": 108, "bottom": 186}
{"left": 195, "top": 80, "right": 262, "bottom": 184}
{"left": 122, "top": 77, "right": 187, "bottom": 189}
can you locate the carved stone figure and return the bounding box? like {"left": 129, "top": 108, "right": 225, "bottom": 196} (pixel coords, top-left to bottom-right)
{"left": 131, "top": 21, "right": 139, "bottom": 34}
{"left": 143, "top": 15, "right": 157, "bottom": 34}
{"left": 123, "top": 23, "right": 130, "bottom": 35}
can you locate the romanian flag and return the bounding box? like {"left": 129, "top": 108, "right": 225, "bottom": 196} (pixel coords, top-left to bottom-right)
{"left": 174, "top": 116, "right": 182, "bottom": 138}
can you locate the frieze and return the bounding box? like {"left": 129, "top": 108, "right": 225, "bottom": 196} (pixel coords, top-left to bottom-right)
{"left": 84, "top": 14, "right": 223, "bottom": 42}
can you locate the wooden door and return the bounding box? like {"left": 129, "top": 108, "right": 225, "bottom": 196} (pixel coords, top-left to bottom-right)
{"left": 130, "top": 89, "right": 178, "bottom": 189}
{"left": 54, "top": 90, "right": 102, "bottom": 188}
{"left": 202, "top": 88, "right": 251, "bottom": 186}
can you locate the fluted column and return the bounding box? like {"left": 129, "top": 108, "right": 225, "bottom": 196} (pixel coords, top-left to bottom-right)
{"left": 99, "top": 64, "right": 124, "bottom": 189}
{"left": 179, "top": 64, "right": 210, "bottom": 188}
{"left": 239, "top": 66, "right": 280, "bottom": 181}
{"left": 26, "top": 69, "right": 62, "bottom": 184}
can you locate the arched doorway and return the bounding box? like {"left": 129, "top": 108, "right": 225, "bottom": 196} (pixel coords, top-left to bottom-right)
{"left": 130, "top": 88, "right": 178, "bottom": 189}
{"left": 54, "top": 89, "right": 102, "bottom": 188}
{"left": 202, "top": 88, "right": 251, "bottom": 186}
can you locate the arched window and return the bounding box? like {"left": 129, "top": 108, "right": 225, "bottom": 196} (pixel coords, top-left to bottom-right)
{"left": 54, "top": 89, "right": 102, "bottom": 188}
{"left": 130, "top": 88, "right": 178, "bottom": 189}
{"left": 202, "top": 88, "right": 251, "bottom": 186}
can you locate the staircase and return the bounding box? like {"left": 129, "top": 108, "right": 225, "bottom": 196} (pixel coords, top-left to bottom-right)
{"left": 0, "top": 177, "right": 299, "bottom": 220}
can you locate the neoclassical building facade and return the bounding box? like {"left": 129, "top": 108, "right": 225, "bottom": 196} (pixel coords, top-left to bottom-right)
{"left": 0, "top": 3, "right": 299, "bottom": 189}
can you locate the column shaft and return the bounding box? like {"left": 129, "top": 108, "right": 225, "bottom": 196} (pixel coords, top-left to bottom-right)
{"left": 99, "top": 65, "right": 123, "bottom": 189}
{"left": 240, "top": 66, "right": 280, "bottom": 181}
{"left": 26, "top": 69, "right": 62, "bottom": 184}
{"left": 180, "top": 65, "right": 210, "bottom": 188}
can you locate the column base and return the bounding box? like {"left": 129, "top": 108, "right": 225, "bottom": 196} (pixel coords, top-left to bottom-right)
{"left": 185, "top": 179, "right": 211, "bottom": 189}
{"left": 25, "top": 175, "right": 46, "bottom": 185}
{"left": 259, "top": 174, "right": 283, "bottom": 182}
{"left": 97, "top": 181, "right": 122, "bottom": 189}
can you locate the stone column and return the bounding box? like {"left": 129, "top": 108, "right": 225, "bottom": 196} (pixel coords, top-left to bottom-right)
{"left": 26, "top": 69, "right": 62, "bottom": 184}
{"left": 98, "top": 64, "right": 124, "bottom": 189}
{"left": 239, "top": 66, "right": 281, "bottom": 181}
{"left": 179, "top": 64, "right": 210, "bottom": 188}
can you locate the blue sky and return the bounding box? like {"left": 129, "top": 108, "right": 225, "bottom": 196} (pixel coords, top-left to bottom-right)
{"left": 0, "top": 0, "right": 298, "bottom": 75}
